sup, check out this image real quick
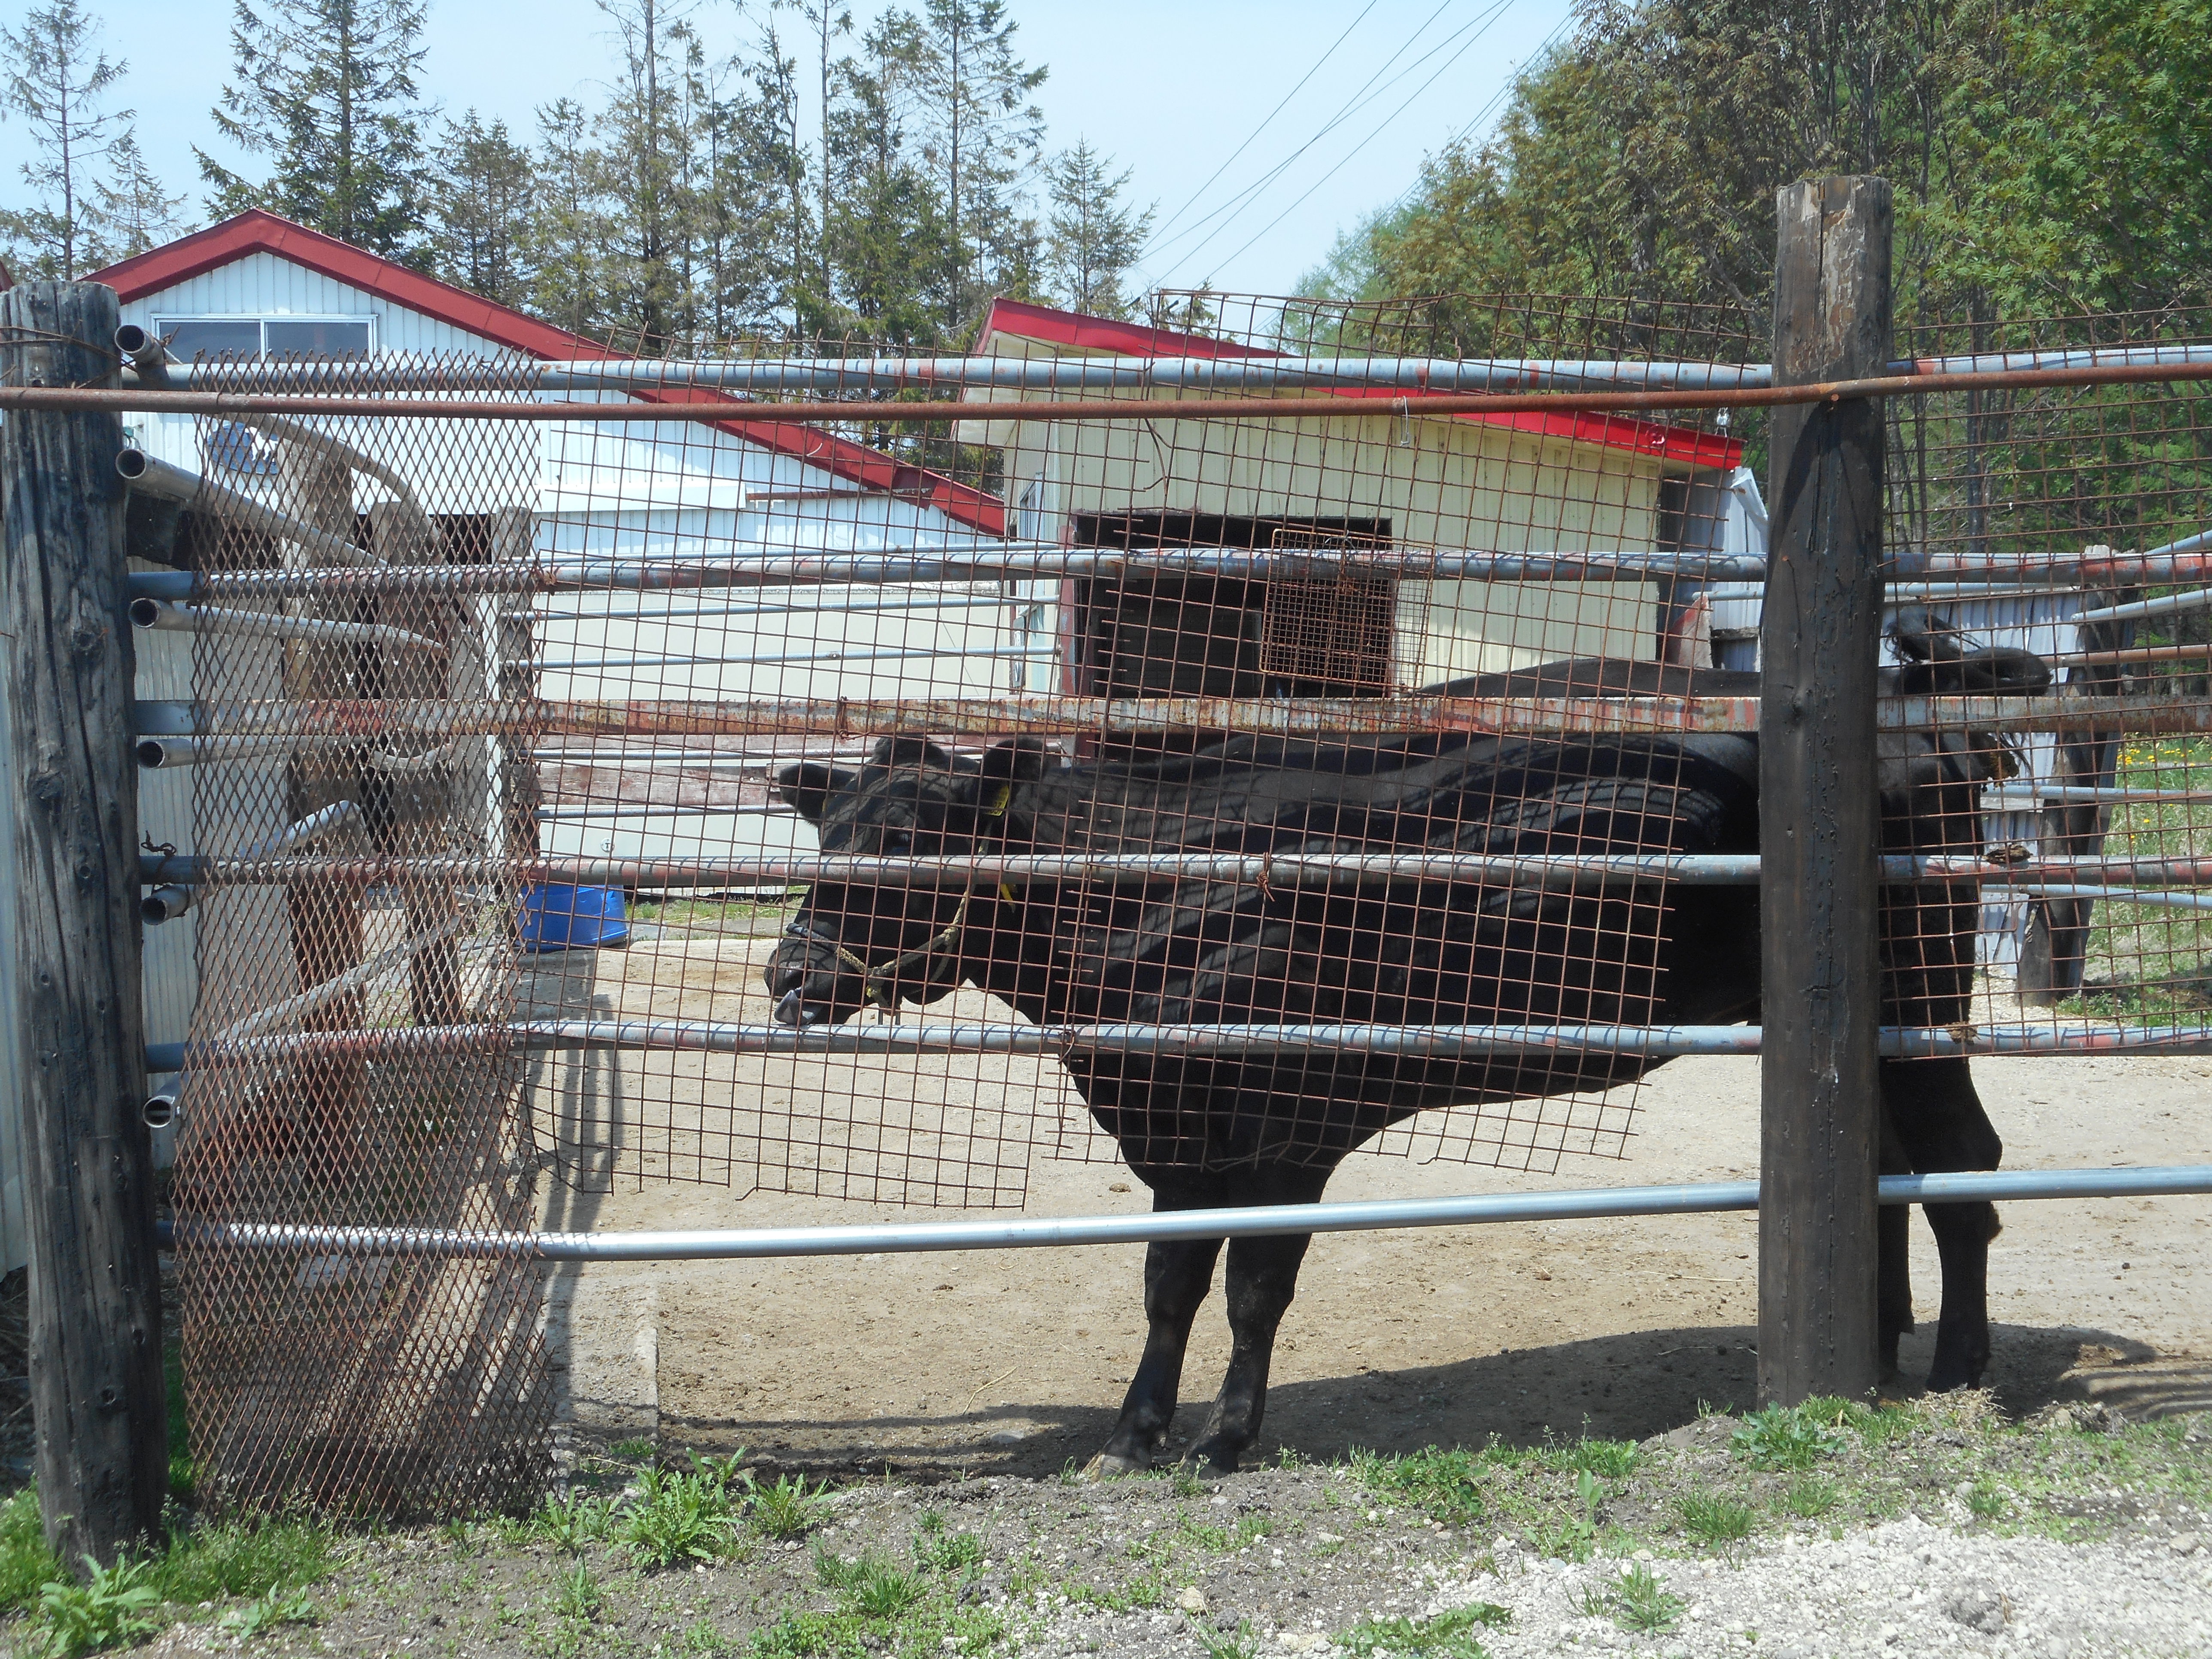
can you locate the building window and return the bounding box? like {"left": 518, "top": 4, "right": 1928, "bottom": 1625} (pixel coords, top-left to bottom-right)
{"left": 153, "top": 316, "right": 374, "bottom": 360}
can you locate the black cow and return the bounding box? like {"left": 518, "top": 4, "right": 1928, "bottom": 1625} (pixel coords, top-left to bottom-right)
{"left": 766, "top": 637, "right": 2047, "bottom": 1475}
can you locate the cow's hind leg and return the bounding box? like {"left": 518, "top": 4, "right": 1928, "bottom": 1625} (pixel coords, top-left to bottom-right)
{"left": 1092, "top": 1187, "right": 1224, "bottom": 1476}
{"left": 1881, "top": 1057, "right": 2003, "bottom": 1391}
{"left": 1181, "top": 1228, "right": 1314, "bottom": 1475}
{"left": 1180, "top": 1166, "right": 1331, "bottom": 1476}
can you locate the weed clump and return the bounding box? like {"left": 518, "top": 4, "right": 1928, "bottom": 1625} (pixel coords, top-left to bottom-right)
{"left": 1335, "top": 1603, "right": 1509, "bottom": 1659}
{"left": 35, "top": 1556, "right": 161, "bottom": 1658}
{"left": 1576, "top": 1562, "right": 1685, "bottom": 1635}
{"left": 1729, "top": 1398, "right": 1862, "bottom": 1471}
{"left": 619, "top": 1460, "right": 748, "bottom": 1570}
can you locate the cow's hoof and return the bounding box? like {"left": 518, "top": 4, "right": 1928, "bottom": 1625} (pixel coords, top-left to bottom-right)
{"left": 1082, "top": 1451, "right": 1149, "bottom": 1480}
{"left": 1181, "top": 1443, "right": 1240, "bottom": 1478}
{"left": 1926, "top": 1331, "right": 1990, "bottom": 1393}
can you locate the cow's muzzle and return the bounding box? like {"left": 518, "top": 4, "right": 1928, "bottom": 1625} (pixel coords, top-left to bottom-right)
{"left": 764, "top": 937, "right": 857, "bottom": 1028}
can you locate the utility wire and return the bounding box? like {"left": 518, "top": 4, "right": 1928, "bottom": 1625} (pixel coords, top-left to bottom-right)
{"left": 1185, "top": 0, "right": 1521, "bottom": 283}
{"left": 1142, "top": 0, "right": 1383, "bottom": 251}
{"left": 1136, "top": 0, "right": 1465, "bottom": 269}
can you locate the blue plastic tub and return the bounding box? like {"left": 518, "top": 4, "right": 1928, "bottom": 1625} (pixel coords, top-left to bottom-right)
{"left": 520, "top": 884, "right": 631, "bottom": 951}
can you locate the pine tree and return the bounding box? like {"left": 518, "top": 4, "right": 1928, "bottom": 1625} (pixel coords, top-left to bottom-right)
{"left": 802, "top": 0, "right": 853, "bottom": 309}
{"left": 1043, "top": 139, "right": 1152, "bottom": 318}
{"left": 525, "top": 97, "right": 611, "bottom": 338}
{"left": 0, "top": 0, "right": 129, "bottom": 278}
{"left": 427, "top": 110, "right": 534, "bottom": 308}
{"left": 85, "top": 130, "right": 191, "bottom": 264}
{"left": 592, "top": 0, "right": 699, "bottom": 348}
{"left": 913, "top": 0, "right": 1045, "bottom": 334}
{"left": 198, "top": 0, "right": 434, "bottom": 261}
{"left": 820, "top": 9, "right": 954, "bottom": 344}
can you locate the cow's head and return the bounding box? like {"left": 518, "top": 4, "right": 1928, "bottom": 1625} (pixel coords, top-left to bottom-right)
{"left": 764, "top": 736, "right": 1053, "bottom": 1026}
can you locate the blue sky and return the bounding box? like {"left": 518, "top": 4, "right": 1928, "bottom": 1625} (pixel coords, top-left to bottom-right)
{"left": 0, "top": 0, "right": 1574, "bottom": 295}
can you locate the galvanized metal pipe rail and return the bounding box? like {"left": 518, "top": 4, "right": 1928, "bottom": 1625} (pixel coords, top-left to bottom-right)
{"left": 152, "top": 1164, "right": 2212, "bottom": 1258}
{"left": 122, "top": 691, "right": 2212, "bottom": 742}
{"left": 115, "top": 449, "right": 374, "bottom": 568}
{"left": 131, "top": 598, "right": 446, "bottom": 653}
{"left": 128, "top": 848, "right": 2212, "bottom": 892}
{"left": 140, "top": 1015, "right": 2212, "bottom": 1075}
{"left": 126, "top": 547, "right": 1774, "bottom": 603}
{"left": 99, "top": 342, "right": 2212, "bottom": 396}
{"left": 118, "top": 550, "right": 2212, "bottom": 599}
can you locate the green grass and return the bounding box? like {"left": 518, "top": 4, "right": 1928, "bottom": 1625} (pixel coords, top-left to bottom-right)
{"left": 553, "top": 1560, "right": 602, "bottom": 1622}
{"left": 1195, "top": 1619, "right": 1260, "bottom": 1659}
{"left": 1350, "top": 1446, "right": 1486, "bottom": 1526}
{"left": 1334, "top": 1604, "right": 1509, "bottom": 1659}
{"left": 0, "top": 1489, "right": 334, "bottom": 1654}
{"left": 531, "top": 1490, "right": 618, "bottom": 1553}
{"left": 1576, "top": 1563, "right": 1685, "bottom": 1635}
{"left": 1783, "top": 1477, "right": 1840, "bottom": 1519}
{"left": 750, "top": 1532, "right": 1009, "bottom": 1659}
{"left": 2058, "top": 736, "right": 2212, "bottom": 1017}
{"left": 149, "top": 1513, "right": 334, "bottom": 1605}
{"left": 213, "top": 1585, "right": 316, "bottom": 1641}
{"left": 1536, "top": 1437, "right": 1639, "bottom": 1480}
{"left": 632, "top": 896, "right": 799, "bottom": 931}
{"left": 911, "top": 1512, "right": 983, "bottom": 1575}
{"left": 1676, "top": 1490, "right": 1758, "bottom": 1548}
{"left": 0, "top": 1489, "right": 63, "bottom": 1613}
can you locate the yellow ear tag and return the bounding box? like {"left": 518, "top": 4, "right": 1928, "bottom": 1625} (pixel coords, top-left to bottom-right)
{"left": 985, "top": 783, "right": 1013, "bottom": 818}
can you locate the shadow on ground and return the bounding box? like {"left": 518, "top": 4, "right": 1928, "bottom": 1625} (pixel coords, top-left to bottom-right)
{"left": 657, "top": 1321, "right": 2203, "bottom": 1481}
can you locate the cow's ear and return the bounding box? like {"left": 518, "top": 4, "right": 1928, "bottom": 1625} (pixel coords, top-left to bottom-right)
{"left": 981, "top": 737, "right": 1054, "bottom": 784}
{"left": 777, "top": 761, "right": 856, "bottom": 823}
{"left": 870, "top": 735, "right": 956, "bottom": 769}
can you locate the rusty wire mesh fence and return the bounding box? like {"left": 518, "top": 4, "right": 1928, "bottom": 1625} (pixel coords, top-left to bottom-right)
{"left": 129, "top": 295, "right": 2212, "bottom": 1516}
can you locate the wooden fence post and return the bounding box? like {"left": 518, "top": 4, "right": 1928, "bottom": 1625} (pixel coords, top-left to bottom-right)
{"left": 1, "top": 281, "right": 168, "bottom": 1560}
{"left": 1759, "top": 177, "right": 1893, "bottom": 1407}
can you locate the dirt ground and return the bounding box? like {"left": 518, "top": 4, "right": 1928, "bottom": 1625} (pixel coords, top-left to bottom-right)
{"left": 521, "top": 933, "right": 2212, "bottom": 1477}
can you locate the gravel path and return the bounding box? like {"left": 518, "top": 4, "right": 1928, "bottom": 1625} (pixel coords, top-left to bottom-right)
{"left": 1423, "top": 1516, "right": 2212, "bottom": 1658}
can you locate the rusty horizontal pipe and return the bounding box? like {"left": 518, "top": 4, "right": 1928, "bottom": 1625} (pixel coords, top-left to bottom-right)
{"left": 124, "top": 691, "right": 2212, "bottom": 742}
{"left": 2048, "top": 644, "right": 2212, "bottom": 668}
{"left": 32, "top": 352, "right": 2212, "bottom": 423}
{"left": 140, "top": 1015, "right": 2212, "bottom": 1076}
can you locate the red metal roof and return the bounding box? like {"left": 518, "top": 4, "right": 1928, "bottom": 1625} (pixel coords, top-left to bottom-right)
{"left": 90, "top": 210, "right": 1007, "bottom": 534}
{"left": 975, "top": 295, "right": 1744, "bottom": 471}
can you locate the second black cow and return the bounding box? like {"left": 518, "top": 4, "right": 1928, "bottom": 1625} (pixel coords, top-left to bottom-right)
{"left": 766, "top": 637, "right": 2046, "bottom": 1475}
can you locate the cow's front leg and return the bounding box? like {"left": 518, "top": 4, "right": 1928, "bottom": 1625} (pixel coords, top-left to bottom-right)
{"left": 1881, "top": 1057, "right": 2002, "bottom": 1391}
{"left": 1924, "top": 1200, "right": 1999, "bottom": 1390}
{"left": 1091, "top": 1231, "right": 1222, "bottom": 1476}
{"left": 1183, "top": 1230, "right": 1313, "bottom": 1476}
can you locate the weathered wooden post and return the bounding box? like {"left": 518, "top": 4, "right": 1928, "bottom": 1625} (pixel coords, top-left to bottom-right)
{"left": 1, "top": 281, "right": 169, "bottom": 1559}
{"left": 1759, "top": 177, "right": 1892, "bottom": 1407}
